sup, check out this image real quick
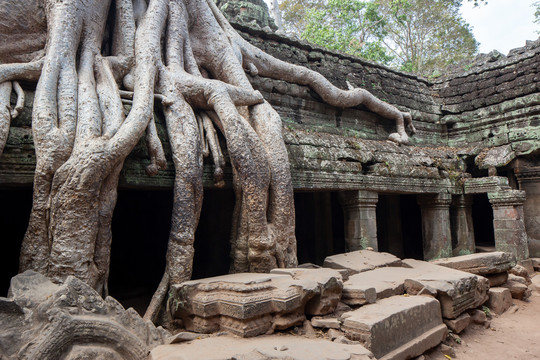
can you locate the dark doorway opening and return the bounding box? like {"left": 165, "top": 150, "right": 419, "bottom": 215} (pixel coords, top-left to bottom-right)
{"left": 294, "top": 191, "right": 345, "bottom": 266}
{"left": 377, "top": 194, "right": 423, "bottom": 260}
{"left": 109, "top": 188, "right": 235, "bottom": 315}
{"left": 472, "top": 193, "right": 495, "bottom": 251}
{"left": 0, "top": 187, "right": 32, "bottom": 296}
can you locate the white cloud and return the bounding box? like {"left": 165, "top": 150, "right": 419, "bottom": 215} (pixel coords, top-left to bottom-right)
{"left": 460, "top": 0, "right": 538, "bottom": 54}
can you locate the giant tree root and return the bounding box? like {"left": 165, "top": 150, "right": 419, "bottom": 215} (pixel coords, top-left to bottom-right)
{"left": 3, "top": 0, "right": 416, "bottom": 325}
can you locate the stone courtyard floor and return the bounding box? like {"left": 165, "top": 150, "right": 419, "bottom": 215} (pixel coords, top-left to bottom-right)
{"left": 426, "top": 273, "right": 540, "bottom": 360}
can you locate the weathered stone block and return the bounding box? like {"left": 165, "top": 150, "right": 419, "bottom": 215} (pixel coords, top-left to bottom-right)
{"left": 323, "top": 250, "right": 402, "bottom": 280}
{"left": 171, "top": 270, "right": 343, "bottom": 337}
{"left": 501, "top": 280, "right": 531, "bottom": 300}
{"left": 270, "top": 268, "right": 343, "bottom": 315}
{"left": 340, "top": 296, "right": 447, "bottom": 360}
{"left": 487, "top": 287, "right": 513, "bottom": 314}
{"left": 485, "top": 272, "right": 509, "bottom": 287}
{"left": 431, "top": 252, "right": 516, "bottom": 275}
{"left": 509, "top": 264, "right": 532, "bottom": 284}
{"left": 311, "top": 316, "right": 340, "bottom": 329}
{"left": 531, "top": 258, "right": 540, "bottom": 271}
{"left": 443, "top": 313, "right": 471, "bottom": 334}
{"left": 342, "top": 267, "right": 416, "bottom": 303}
{"left": 519, "top": 259, "right": 535, "bottom": 275}
{"left": 403, "top": 259, "right": 488, "bottom": 319}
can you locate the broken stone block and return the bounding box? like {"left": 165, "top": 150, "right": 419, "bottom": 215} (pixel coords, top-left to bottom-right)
{"left": 468, "top": 309, "right": 488, "bottom": 325}
{"left": 171, "top": 270, "right": 343, "bottom": 337}
{"left": 341, "top": 282, "right": 376, "bottom": 306}
{"left": 342, "top": 267, "right": 418, "bottom": 303}
{"left": 518, "top": 259, "right": 535, "bottom": 275}
{"left": 485, "top": 272, "right": 508, "bottom": 287}
{"left": 443, "top": 313, "right": 471, "bottom": 334}
{"left": 311, "top": 316, "right": 340, "bottom": 329}
{"left": 402, "top": 259, "right": 489, "bottom": 319}
{"left": 531, "top": 258, "right": 540, "bottom": 271}
{"left": 508, "top": 273, "right": 529, "bottom": 285}
{"left": 151, "top": 335, "right": 375, "bottom": 360}
{"left": 269, "top": 268, "right": 343, "bottom": 315}
{"left": 501, "top": 280, "right": 531, "bottom": 300}
{"left": 487, "top": 287, "right": 512, "bottom": 314}
{"left": 323, "top": 250, "right": 402, "bottom": 280}
{"left": 340, "top": 295, "right": 447, "bottom": 360}
{"left": 1, "top": 271, "right": 169, "bottom": 360}
{"left": 509, "top": 265, "right": 532, "bottom": 285}
{"left": 431, "top": 251, "right": 515, "bottom": 276}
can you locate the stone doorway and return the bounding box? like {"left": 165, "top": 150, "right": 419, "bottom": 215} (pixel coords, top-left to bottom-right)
{"left": 294, "top": 191, "right": 345, "bottom": 266}
{"left": 0, "top": 187, "right": 32, "bottom": 296}
{"left": 471, "top": 193, "right": 495, "bottom": 251}
{"left": 377, "top": 194, "right": 423, "bottom": 260}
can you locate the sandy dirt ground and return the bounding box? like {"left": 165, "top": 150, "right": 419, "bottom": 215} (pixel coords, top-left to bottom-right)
{"left": 427, "top": 273, "right": 540, "bottom": 360}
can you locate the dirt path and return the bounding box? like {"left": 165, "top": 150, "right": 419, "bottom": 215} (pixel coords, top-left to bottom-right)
{"left": 428, "top": 273, "right": 540, "bottom": 360}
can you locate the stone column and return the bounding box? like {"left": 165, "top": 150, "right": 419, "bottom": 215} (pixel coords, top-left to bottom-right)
{"left": 515, "top": 167, "right": 540, "bottom": 257}
{"left": 451, "top": 195, "right": 475, "bottom": 256}
{"left": 488, "top": 190, "right": 529, "bottom": 261}
{"left": 340, "top": 190, "right": 379, "bottom": 252}
{"left": 417, "top": 193, "right": 452, "bottom": 260}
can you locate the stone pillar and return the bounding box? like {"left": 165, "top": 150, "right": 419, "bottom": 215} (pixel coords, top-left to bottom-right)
{"left": 340, "top": 190, "right": 379, "bottom": 252}
{"left": 488, "top": 190, "right": 529, "bottom": 261}
{"left": 417, "top": 193, "right": 452, "bottom": 260}
{"left": 515, "top": 167, "right": 540, "bottom": 257}
{"left": 451, "top": 195, "right": 475, "bottom": 256}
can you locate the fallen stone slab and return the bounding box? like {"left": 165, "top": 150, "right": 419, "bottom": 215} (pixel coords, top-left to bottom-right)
{"left": 151, "top": 335, "right": 375, "bottom": 360}
{"left": 485, "top": 272, "right": 508, "bottom": 287}
{"left": 403, "top": 259, "right": 489, "bottom": 319}
{"left": 431, "top": 252, "right": 515, "bottom": 276}
{"left": 501, "top": 280, "right": 531, "bottom": 300}
{"left": 340, "top": 295, "right": 446, "bottom": 360}
{"left": 171, "top": 270, "right": 342, "bottom": 337}
{"left": 269, "top": 268, "right": 343, "bottom": 315}
{"left": 323, "top": 250, "right": 402, "bottom": 280}
{"left": 443, "top": 313, "right": 471, "bottom": 334}
{"left": 342, "top": 267, "right": 420, "bottom": 304}
{"left": 311, "top": 316, "right": 340, "bottom": 329}
{"left": 487, "top": 287, "right": 512, "bottom": 314}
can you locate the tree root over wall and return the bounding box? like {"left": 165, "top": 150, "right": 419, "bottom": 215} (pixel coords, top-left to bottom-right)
{"left": 0, "top": 0, "right": 415, "bottom": 325}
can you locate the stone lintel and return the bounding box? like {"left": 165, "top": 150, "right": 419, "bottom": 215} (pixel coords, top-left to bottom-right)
{"left": 340, "top": 190, "right": 378, "bottom": 208}
{"left": 488, "top": 190, "right": 526, "bottom": 207}
{"left": 417, "top": 193, "right": 452, "bottom": 208}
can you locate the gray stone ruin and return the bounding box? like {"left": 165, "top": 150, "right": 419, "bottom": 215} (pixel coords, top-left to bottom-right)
{"left": 1, "top": 0, "right": 540, "bottom": 359}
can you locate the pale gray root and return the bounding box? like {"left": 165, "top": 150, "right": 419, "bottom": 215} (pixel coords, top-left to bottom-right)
{"left": 211, "top": 4, "right": 416, "bottom": 144}
{"left": 17, "top": 0, "right": 161, "bottom": 294}
{"left": 199, "top": 111, "right": 226, "bottom": 187}
{"left": 0, "top": 81, "right": 11, "bottom": 154}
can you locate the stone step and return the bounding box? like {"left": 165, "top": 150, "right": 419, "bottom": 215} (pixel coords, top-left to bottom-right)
{"left": 340, "top": 295, "right": 447, "bottom": 360}
{"left": 151, "top": 335, "right": 375, "bottom": 360}
{"left": 431, "top": 251, "right": 516, "bottom": 275}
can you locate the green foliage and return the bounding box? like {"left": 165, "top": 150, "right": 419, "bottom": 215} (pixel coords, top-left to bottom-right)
{"left": 280, "top": 0, "right": 479, "bottom": 75}
{"left": 534, "top": 1, "right": 540, "bottom": 33}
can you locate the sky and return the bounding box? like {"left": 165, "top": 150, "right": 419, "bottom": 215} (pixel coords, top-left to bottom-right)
{"left": 460, "top": 0, "right": 539, "bottom": 55}
{"left": 265, "top": 0, "right": 540, "bottom": 56}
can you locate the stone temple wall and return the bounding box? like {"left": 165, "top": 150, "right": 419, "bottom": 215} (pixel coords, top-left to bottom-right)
{"left": 3, "top": 20, "right": 540, "bottom": 260}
